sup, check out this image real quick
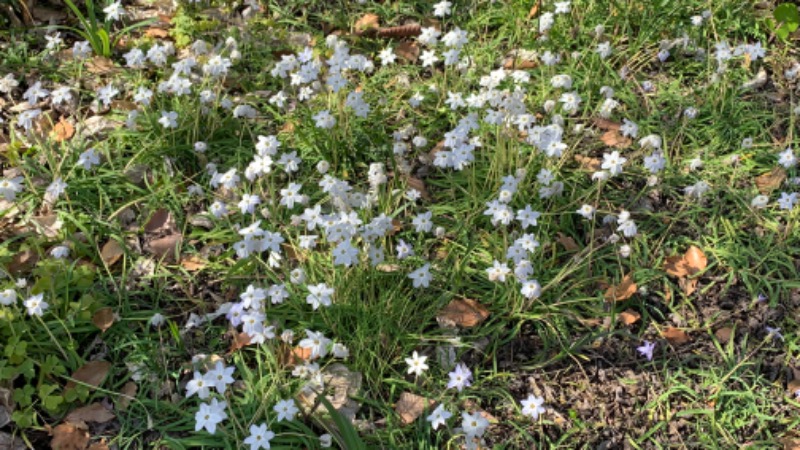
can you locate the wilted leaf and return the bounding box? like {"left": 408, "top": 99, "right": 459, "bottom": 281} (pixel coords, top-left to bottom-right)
{"left": 664, "top": 255, "right": 688, "bottom": 277}
{"left": 593, "top": 118, "right": 621, "bottom": 131}
{"left": 227, "top": 332, "right": 252, "bottom": 355}
{"left": 679, "top": 276, "right": 699, "bottom": 296}
{"left": 600, "top": 129, "right": 632, "bottom": 149}
{"left": 8, "top": 249, "right": 39, "bottom": 275}
{"left": 618, "top": 309, "right": 641, "bottom": 325}
{"left": 604, "top": 274, "right": 637, "bottom": 302}
{"left": 66, "top": 361, "right": 111, "bottom": 390}
{"left": 52, "top": 117, "right": 75, "bottom": 142}
{"left": 146, "top": 233, "right": 182, "bottom": 262}
{"left": 395, "top": 41, "right": 420, "bottom": 62}
{"left": 100, "top": 239, "right": 124, "bottom": 266}
{"left": 715, "top": 327, "right": 733, "bottom": 344}
{"left": 91, "top": 307, "right": 115, "bottom": 333}
{"left": 663, "top": 327, "right": 690, "bottom": 345}
{"left": 86, "top": 56, "right": 118, "bottom": 75}
{"left": 355, "top": 13, "right": 380, "bottom": 33}
{"left": 556, "top": 232, "right": 580, "bottom": 251}
{"left": 144, "top": 27, "right": 170, "bottom": 38}
{"left": 395, "top": 392, "right": 434, "bottom": 425}
{"left": 755, "top": 167, "right": 786, "bottom": 194}
{"left": 51, "top": 422, "right": 89, "bottom": 450}
{"left": 116, "top": 382, "right": 137, "bottom": 411}
{"left": 144, "top": 208, "right": 175, "bottom": 234}
{"left": 437, "top": 298, "right": 490, "bottom": 328}
{"left": 502, "top": 58, "right": 537, "bottom": 69}
{"left": 65, "top": 403, "right": 115, "bottom": 424}
{"left": 180, "top": 255, "right": 207, "bottom": 271}
{"left": 527, "top": 0, "right": 541, "bottom": 19}
{"left": 683, "top": 246, "right": 707, "bottom": 275}
{"left": 574, "top": 154, "right": 602, "bottom": 171}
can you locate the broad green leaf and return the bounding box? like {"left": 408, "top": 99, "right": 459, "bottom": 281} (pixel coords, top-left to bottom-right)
{"left": 774, "top": 3, "right": 800, "bottom": 40}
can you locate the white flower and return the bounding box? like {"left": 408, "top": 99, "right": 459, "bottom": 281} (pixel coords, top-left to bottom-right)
{"left": 0, "top": 289, "right": 17, "bottom": 306}
{"left": 186, "top": 371, "right": 212, "bottom": 399}
{"left": 313, "top": 110, "right": 336, "bottom": 129}
{"left": 24, "top": 293, "right": 48, "bottom": 316}
{"left": 103, "top": 1, "right": 126, "bottom": 21}
{"left": 420, "top": 50, "right": 439, "bottom": 67}
{"left": 408, "top": 263, "right": 432, "bottom": 288}
{"left": 159, "top": 111, "right": 179, "bottom": 128}
{"left": 778, "top": 192, "right": 798, "bottom": 210}
{"left": 244, "top": 423, "right": 275, "bottom": 450}
{"left": 520, "top": 279, "right": 542, "bottom": 299}
{"left": 778, "top": 148, "right": 798, "bottom": 169}
{"left": 433, "top": 0, "right": 452, "bottom": 16}
{"left": 751, "top": 195, "right": 769, "bottom": 209}
{"left": 576, "top": 204, "right": 595, "bottom": 220}
{"left": 461, "top": 411, "right": 489, "bottom": 437}
{"left": 194, "top": 398, "right": 227, "bottom": 434}
{"left": 77, "top": 148, "right": 101, "bottom": 170}
{"left": 319, "top": 434, "right": 333, "bottom": 448}
{"left": 306, "top": 283, "right": 334, "bottom": 310}
{"left": 50, "top": 245, "right": 70, "bottom": 259}
{"left": 427, "top": 404, "right": 452, "bottom": 430}
{"left": 207, "top": 361, "right": 235, "bottom": 394}
{"left": 596, "top": 42, "right": 613, "bottom": 59}
{"left": 273, "top": 398, "right": 299, "bottom": 422}
{"left": 298, "top": 329, "right": 331, "bottom": 359}
{"left": 405, "top": 351, "right": 428, "bottom": 376}
{"left": 520, "top": 395, "right": 546, "bottom": 420}
{"left": 601, "top": 151, "right": 627, "bottom": 176}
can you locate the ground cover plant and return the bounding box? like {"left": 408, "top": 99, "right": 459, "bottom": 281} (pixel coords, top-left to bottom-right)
{"left": 2, "top": 0, "right": 800, "bottom": 448}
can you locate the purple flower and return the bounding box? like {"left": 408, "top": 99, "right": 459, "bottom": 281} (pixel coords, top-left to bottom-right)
{"left": 446, "top": 363, "right": 473, "bottom": 392}
{"left": 637, "top": 340, "right": 656, "bottom": 361}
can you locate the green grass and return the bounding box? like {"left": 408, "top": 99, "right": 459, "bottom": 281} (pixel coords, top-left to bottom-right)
{"left": 1, "top": 0, "right": 800, "bottom": 448}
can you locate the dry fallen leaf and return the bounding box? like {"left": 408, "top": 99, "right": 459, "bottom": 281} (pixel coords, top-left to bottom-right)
{"left": 663, "top": 327, "right": 691, "bottom": 345}
{"left": 116, "top": 381, "right": 137, "bottom": 411}
{"left": 618, "top": 309, "right": 641, "bottom": 325}
{"left": 683, "top": 246, "right": 707, "bottom": 275}
{"left": 437, "top": 298, "right": 490, "bottom": 328}
{"left": 144, "top": 208, "right": 175, "bottom": 234}
{"left": 556, "top": 232, "right": 580, "bottom": 251}
{"left": 593, "top": 118, "right": 621, "bottom": 131}
{"left": 395, "top": 41, "right": 420, "bottom": 63}
{"left": 527, "top": 0, "right": 541, "bottom": 19}
{"left": 180, "top": 255, "right": 207, "bottom": 271}
{"left": 8, "top": 249, "right": 39, "bottom": 275}
{"left": 65, "top": 403, "right": 115, "bottom": 424}
{"left": 395, "top": 392, "right": 435, "bottom": 425}
{"left": 66, "top": 361, "right": 111, "bottom": 390}
{"left": 755, "top": 167, "right": 787, "bottom": 194}
{"left": 355, "top": 13, "right": 380, "bottom": 33}
{"left": 100, "top": 239, "right": 124, "bottom": 266}
{"left": 144, "top": 27, "right": 170, "bottom": 39}
{"left": 574, "top": 154, "right": 602, "bottom": 172}
{"left": 86, "top": 56, "right": 118, "bottom": 75}
{"left": 146, "top": 233, "right": 182, "bottom": 262}
{"left": 50, "top": 422, "right": 89, "bottom": 450}
{"left": 600, "top": 129, "right": 632, "bottom": 149}
{"left": 663, "top": 255, "right": 689, "bottom": 277}
{"left": 678, "top": 277, "right": 699, "bottom": 296}
{"left": 604, "top": 274, "right": 637, "bottom": 302}
{"left": 227, "top": 332, "right": 252, "bottom": 355}
{"left": 91, "top": 307, "right": 115, "bottom": 333}
{"left": 52, "top": 116, "right": 75, "bottom": 142}
{"left": 715, "top": 327, "right": 733, "bottom": 344}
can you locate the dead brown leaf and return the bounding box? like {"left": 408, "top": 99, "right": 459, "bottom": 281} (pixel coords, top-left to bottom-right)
{"left": 100, "top": 239, "right": 124, "bottom": 266}
{"left": 679, "top": 277, "right": 699, "bottom": 296}
{"left": 146, "top": 233, "right": 182, "bottom": 262}
{"left": 395, "top": 392, "right": 434, "bottom": 425}
{"left": 355, "top": 13, "right": 380, "bottom": 34}
{"left": 116, "top": 382, "right": 137, "bottom": 411}
{"left": 663, "top": 327, "right": 691, "bottom": 345}
{"left": 180, "top": 255, "right": 207, "bottom": 271}
{"left": 87, "top": 441, "right": 110, "bottom": 450}
{"left": 65, "top": 403, "right": 115, "bottom": 424}
{"left": 395, "top": 41, "right": 420, "bottom": 63}
{"left": 502, "top": 58, "right": 537, "bottom": 69}
{"left": 66, "top": 361, "right": 111, "bottom": 390}
{"left": 755, "top": 167, "right": 786, "bottom": 194}
{"left": 618, "top": 309, "right": 641, "bottom": 325}
{"left": 51, "top": 422, "right": 89, "bottom": 450}
{"left": 8, "top": 249, "right": 39, "bottom": 275}
{"left": 593, "top": 118, "right": 621, "bottom": 131}
{"left": 574, "top": 154, "right": 602, "bottom": 172}
{"left": 91, "top": 307, "right": 115, "bottom": 333}
{"left": 144, "top": 27, "right": 170, "bottom": 39}
{"left": 52, "top": 117, "right": 75, "bottom": 142}
{"left": 527, "top": 0, "right": 541, "bottom": 19}
{"left": 604, "top": 274, "right": 637, "bottom": 302}
{"left": 227, "top": 332, "right": 252, "bottom": 355}
{"left": 600, "top": 129, "right": 632, "bottom": 149}
{"left": 663, "top": 255, "right": 689, "bottom": 277}
{"left": 556, "top": 232, "right": 580, "bottom": 251}
{"left": 144, "top": 208, "right": 175, "bottom": 234}
{"left": 437, "top": 298, "right": 490, "bottom": 328}
{"left": 715, "top": 327, "right": 733, "bottom": 344}
{"left": 85, "top": 56, "right": 118, "bottom": 75}
{"left": 683, "top": 246, "right": 707, "bottom": 275}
